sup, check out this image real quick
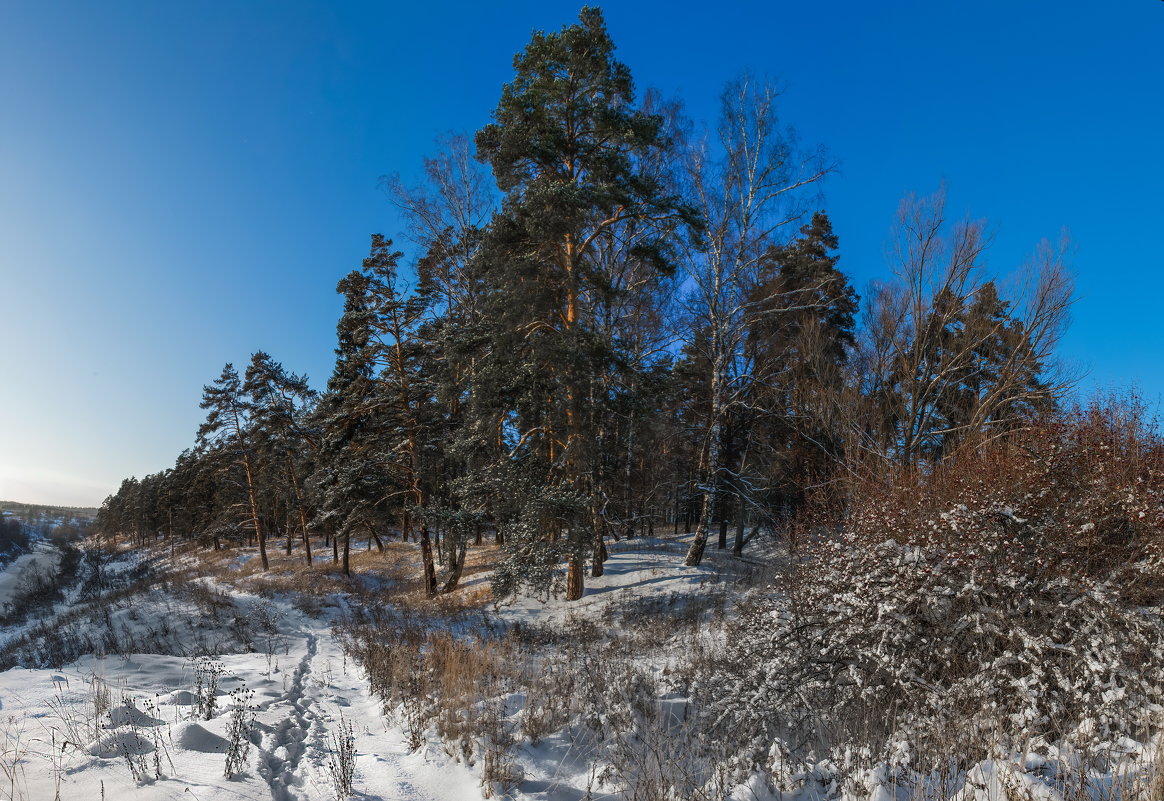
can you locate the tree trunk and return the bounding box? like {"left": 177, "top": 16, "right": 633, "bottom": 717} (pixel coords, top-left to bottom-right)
{"left": 590, "top": 509, "right": 605, "bottom": 578}
{"left": 566, "top": 553, "right": 584, "bottom": 601}
{"left": 685, "top": 487, "right": 715, "bottom": 567}
{"left": 733, "top": 506, "right": 747, "bottom": 556}
{"left": 419, "top": 525, "right": 437, "bottom": 597}
{"left": 241, "top": 453, "right": 269, "bottom": 571}
{"left": 287, "top": 457, "right": 312, "bottom": 567}
{"left": 342, "top": 531, "right": 351, "bottom": 576}
{"left": 686, "top": 340, "right": 729, "bottom": 568}
{"left": 442, "top": 541, "right": 467, "bottom": 593}
{"left": 686, "top": 412, "right": 722, "bottom": 567}
{"left": 301, "top": 516, "right": 312, "bottom": 567}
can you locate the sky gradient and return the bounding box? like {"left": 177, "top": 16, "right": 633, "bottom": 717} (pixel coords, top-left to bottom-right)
{"left": 2, "top": 1, "right": 1162, "bottom": 507}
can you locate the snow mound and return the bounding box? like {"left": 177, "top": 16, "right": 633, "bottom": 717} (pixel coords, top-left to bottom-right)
{"left": 88, "top": 730, "right": 154, "bottom": 758}
{"left": 168, "top": 689, "right": 197, "bottom": 705}
{"left": 175, "top": 721, "right": 229, "bottom": 753}
{"left": 105, "top": 702, "right": 164, "bottom": 728}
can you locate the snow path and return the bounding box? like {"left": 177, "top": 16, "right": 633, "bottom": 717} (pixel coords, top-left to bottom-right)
{"left": 0, "top": 587, "right": 483, "bottom": 801}
{"left": 1, "top": 535, "right": 757, "bottom": 801}
{"left": 258, "top": 630, "right": 317, "bottom": 800}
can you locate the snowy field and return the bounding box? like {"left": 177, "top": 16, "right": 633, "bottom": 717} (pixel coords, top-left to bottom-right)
{"left": 0, "top": 535, "right": 737, "bottom": 801}
{"left": 1, "top": 532, "right": 1161, "bottom": 801}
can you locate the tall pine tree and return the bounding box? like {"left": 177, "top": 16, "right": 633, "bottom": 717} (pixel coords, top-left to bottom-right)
{"left": 473, "top": 7, "right": 694, "bottom": 600}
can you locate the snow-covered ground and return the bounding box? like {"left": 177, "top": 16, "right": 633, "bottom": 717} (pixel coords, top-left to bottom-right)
{"left": 1, "top": 531, "right": 1161, "bottom": 801}
{"left": 0, "top": 534, "right": 742, "bottom": 801}
{"left": 0, "top": 602, "right": 483, "bottom": 801}
{"left": 0, "top": 542, "right": 60, "bottom": 611}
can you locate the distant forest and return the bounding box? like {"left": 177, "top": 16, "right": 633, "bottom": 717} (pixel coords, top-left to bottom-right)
{"left": 96, "top": 8, "right": 1075, "bottom": 600}
{"left": 1, "top": 500, "right": 97, "bottom": 524}
{"left": 0, "top": 501, "right": 94, "bottom": 561}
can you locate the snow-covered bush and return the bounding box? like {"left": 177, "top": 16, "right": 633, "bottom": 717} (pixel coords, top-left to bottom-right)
{"left": 712, "top": 399, "right": 1164, "bottom": 770}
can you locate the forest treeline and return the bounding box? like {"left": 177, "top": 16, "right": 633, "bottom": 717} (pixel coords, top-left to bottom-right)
{"left": 96, "top": 8, "right": 1074, "bottom": 600}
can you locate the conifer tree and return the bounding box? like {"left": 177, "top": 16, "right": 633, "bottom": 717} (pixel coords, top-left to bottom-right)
{"left": 747, "top": 212, "right": 858, "bottom": 514}
{"left": 313, "top": 236, "right": 438, "bottom": 589}
{"left": 198, "top": 363, "right": 269, "bottom": 570}
{"left": 244, "top": 352, "right": 318, "bottom": 565}
{"left": 474, "top": 6, "right": 694, "bottom": 600}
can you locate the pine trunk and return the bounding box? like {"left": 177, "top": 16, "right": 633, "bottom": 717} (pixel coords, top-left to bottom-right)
{"left": 288, "top": 457, "right": 312, "bottom": 567}
{"left": 419, "top": 526, "right": 437, "bottom": 597}
{"left": 566, "top": 553, "right": 584, "bottom": 601}
{"left": 442, "top": 541, "right": 467, "bottom": 593}
{"left": 231, "top": 406, "right": 268, "bottom": 571}
{"left": 300, "top": 510, "right": 313, "bottom": 567}
{"left": 242, "top": 454, "right": 269, "bottom": 571}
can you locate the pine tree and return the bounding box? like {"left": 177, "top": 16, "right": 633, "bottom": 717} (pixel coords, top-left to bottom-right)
{"left": 244, "top": 352, "right": 318, "bottom": 565}
{"left": 747, "top": 212, "right": 858, "bottom": 514}
{"left": 928, "top": 280, "right": 1050, "bottom": 457}
{"left": 473, "top": 6, "right": 694, "bottom": 600}
{"left": 197, "top": 363, "right": 269, "bottom": 570}
{"left": 312, "top": 236, "right": 438, "bottom": 589}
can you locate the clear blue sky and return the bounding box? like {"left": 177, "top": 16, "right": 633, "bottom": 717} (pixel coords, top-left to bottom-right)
{"left": 1, "top": 1, "right": 1161, "bottom": 507}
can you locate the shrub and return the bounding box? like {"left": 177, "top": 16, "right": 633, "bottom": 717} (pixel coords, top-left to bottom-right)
{"left": 711, "top": 398, "right": 1164, "bottom": 770}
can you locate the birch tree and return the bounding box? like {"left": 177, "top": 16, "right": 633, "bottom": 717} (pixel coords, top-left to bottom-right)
{"left": 681, "top": 75, "right": 830, "bottom": 567}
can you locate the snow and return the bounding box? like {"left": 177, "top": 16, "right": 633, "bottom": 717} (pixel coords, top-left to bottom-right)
{"left": 0, "top": 531, "right": 1160, "bottom": 801}
{"left": 0, "top": 533, "right": 742, "bottom": 801}
{"left": 497, "top": 538, "right": 730, "bottom": 626}
{"left": 0, "top": 597, "right": 485, "bottom": 801}
{"left": 0, "top": 542, "right": 59, "bottom": 610}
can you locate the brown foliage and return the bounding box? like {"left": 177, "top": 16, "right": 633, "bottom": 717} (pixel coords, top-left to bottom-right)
{"left": 816, "top": 392, "right": 1164, "bottom": 602}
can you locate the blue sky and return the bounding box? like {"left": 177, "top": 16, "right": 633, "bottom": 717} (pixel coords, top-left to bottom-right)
{"left": 1, "top": 1, "right": 1161, "bottom": 506}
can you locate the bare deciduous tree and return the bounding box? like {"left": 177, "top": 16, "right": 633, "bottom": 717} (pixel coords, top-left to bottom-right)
{"left": 679, "top": 75, "right": 831, "bottom": 567}
{"left": 852, "top": 186, "right": 1075, "bottom": 468}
